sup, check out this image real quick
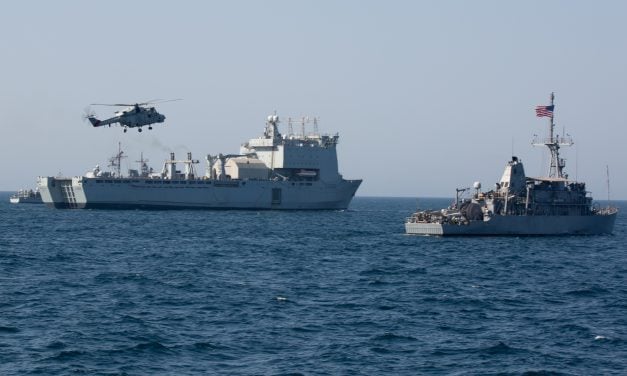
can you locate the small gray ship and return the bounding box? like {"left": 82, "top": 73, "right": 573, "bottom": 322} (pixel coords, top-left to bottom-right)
{"left": 9, "top": 188, "right": 43, "bottom": 204}
{"left": 405, "top": 93, "right": 618, "bottom": 236}
{"left": 38, "top": 114, "right": 361, "bottom": 210}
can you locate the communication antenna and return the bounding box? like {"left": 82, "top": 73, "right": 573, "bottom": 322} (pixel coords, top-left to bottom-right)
{"left": 606, "top": 165, "right": 611, "bottom": 203}
{"left": 575, "top": 145, "right": 578, "bottom": 182}
{"left": 511, "top": 137, "right": 514, "bottom": 158}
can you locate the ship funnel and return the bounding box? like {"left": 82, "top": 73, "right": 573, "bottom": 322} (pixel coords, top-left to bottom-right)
{"left": 166, "top": 153, "right": 176, "bottom": 179}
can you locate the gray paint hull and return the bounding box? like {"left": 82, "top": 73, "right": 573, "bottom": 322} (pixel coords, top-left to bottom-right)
{"left": 9, "top": 197, "right": 43, "bottom": 204}
{"left": 405, "top": 213, "right": 617, "bottom": 236}
{"left": 38, "top": 177, "right": 361, "bottom": 210}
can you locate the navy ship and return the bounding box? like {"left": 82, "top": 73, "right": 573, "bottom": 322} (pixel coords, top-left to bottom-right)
{"left": 38, "top": 114, "right": 361, "bottom": 210}
{"left": 9, "top": 188, "right": 43, "bottom": 204}
{"left": 405, "top": 94, "right": 617, "bottom": 235}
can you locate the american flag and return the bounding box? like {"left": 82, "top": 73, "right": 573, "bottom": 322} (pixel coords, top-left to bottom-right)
{"left": 535, "top": 105, "right": 554, "bottom": 118}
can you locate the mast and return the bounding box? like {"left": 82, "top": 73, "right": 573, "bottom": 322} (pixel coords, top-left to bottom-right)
{"left": 108, "top": 142, "right": 126, "bottom": 178}
{"left": 606, "top": 165, "right": 611, "bottom": 203}
{"left": 136, "top": 152, "right": 150, "bottom": 176}
{"left": 532, "top": 92, "right": 573, "bottom": 178}
{"left": 547, "top": 93, "right": 561, "bottom": 178}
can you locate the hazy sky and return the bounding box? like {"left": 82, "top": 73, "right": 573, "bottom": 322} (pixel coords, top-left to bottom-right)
{"left": 1, "top": 1, "right": 626, "bottom": 198}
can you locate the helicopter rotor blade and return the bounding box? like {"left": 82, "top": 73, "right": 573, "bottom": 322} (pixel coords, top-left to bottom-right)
{"left": 139, "top": 99, "right": 162, "bottom": 105}
{"left": 90, "top": 99, "right": 182, "bottom": 106}
{"left": 142, "top": 98, "right": 183, "bottom": 105}
{"left": 91, "top": 103, "right": 139, "bottom": 107}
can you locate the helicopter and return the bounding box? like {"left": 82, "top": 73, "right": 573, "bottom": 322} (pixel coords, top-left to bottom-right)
{"left": 85, "top": 99, "right": 180, "bottom": 133}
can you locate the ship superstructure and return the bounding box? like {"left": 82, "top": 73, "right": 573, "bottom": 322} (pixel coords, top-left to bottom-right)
{"left": 38, "top": 114, "right": 361, "bottom": 210}
{"left": 405, "top": 93, "right": 617, "bottom": 235}
{"left": 9, "top": 188, "right": 43, "bottom": 204}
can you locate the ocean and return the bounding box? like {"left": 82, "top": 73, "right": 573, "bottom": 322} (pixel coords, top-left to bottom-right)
{"left": 1, "top": 194, "right": 626, "bottom": 375}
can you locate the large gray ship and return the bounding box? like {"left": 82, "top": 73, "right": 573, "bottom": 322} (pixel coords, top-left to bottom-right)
{"left": 38, "top": 115, "right": 361, "bottom": 210}
{"left": 405, "top": 94, "right": 617, "bottom": 236}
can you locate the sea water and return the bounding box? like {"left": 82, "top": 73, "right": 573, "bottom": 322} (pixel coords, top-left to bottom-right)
{"left": 1, "top": 194, "right": 626, "bottom": 375}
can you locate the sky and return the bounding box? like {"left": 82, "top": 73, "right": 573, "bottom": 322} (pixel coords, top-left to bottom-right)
{"left": 1, "top": 0, "right": 626, "bottom": 198}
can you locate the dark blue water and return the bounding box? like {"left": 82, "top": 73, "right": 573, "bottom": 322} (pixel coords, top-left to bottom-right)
{"left": 1, "top": 193, "right": 626, "bottom": 375}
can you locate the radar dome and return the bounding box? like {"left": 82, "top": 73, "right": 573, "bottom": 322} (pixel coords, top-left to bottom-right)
{"left": 473, "top": 181, "right": 482, "bottom": 190}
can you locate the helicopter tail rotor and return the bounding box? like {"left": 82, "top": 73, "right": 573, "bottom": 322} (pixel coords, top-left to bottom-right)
{"left": 83, "top": 106, "right": 101, "bottom": 127}
{"left": 83, "top": 106, "right": 96, "bottom": 118}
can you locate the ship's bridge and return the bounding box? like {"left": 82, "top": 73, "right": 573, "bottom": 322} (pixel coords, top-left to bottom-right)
{"left": 240, "top": 115, "right": 342, "bottom": 182}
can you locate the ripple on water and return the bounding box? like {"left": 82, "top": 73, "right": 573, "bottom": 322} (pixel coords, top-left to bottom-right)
{"left": 0, "top": 326, "right": 19, "bottom": 334}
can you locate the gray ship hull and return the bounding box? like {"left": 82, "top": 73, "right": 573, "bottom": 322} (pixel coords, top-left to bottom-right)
{"left": 9, "top": 196, "right": 43, "bottom": 204}
{"left": 38, "top": 176, "right": 361, "bottom": 210}
{"left": 405, "top": 212, "right": 617, "bottom": 236}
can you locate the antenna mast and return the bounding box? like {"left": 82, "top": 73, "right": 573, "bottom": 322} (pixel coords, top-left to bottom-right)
{"left": 547, "top": 93, "right": 560, "bottom": 177}
{"left": 606, "top": 165, "right": 611, "bottom": 203}
{"left": 532, "top": 92, "right": 573, "bottom": 178}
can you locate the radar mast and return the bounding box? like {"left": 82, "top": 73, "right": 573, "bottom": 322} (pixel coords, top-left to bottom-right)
{"left": 532, "top": 92, "right": 573, "bottom": 178}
